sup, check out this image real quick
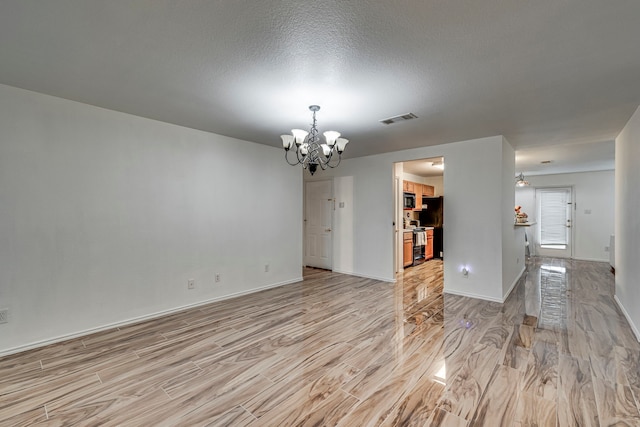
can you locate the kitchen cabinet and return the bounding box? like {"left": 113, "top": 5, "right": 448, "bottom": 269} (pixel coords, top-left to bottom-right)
{"left": 413, "top": 185, "right": 422, "bottom": 211}
{"left": 403, "top": 232, "right": 413, "bottom": 267}
{"left": 403, "top": 180, "right": 415, "bottom": 193}
{"left": 403, "top": 180, "right": 435, "bottom": 211}
{"left": 404, "top": 181, "right": 434, "bottom": 196}
{"left": 425, "top": 229, "right": 434, "bottom": 260}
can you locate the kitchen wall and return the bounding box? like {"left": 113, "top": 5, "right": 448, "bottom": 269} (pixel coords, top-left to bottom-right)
{"left": 0, "top": 84, "right": 303, "bottom": 355}
{"left": 306, "top": 136, "right": 523, "bottom": 302}
{"left": 515, "top": 170, "right": 614, "bottom": 262}
{"left": 615, "top": 105, "right": 640, "bottom": 341}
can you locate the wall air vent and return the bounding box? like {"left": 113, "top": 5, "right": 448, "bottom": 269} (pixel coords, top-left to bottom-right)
{"left": 380, "top": 113, "right": 418, "bottom": 125}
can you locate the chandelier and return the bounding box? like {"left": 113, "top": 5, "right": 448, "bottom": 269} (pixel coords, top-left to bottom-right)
{"left": 281, "top": 105, "right": 349, "bottom": 175}
{"left": 515, "top": 172, "right": 529, "bottom": 187}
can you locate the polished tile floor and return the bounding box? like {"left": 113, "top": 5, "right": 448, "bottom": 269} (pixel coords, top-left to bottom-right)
{"left": 1, "top": 257, "right": 639, "bottom": 426}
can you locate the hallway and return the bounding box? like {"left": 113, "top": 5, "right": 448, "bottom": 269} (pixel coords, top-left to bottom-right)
{"left": 1, "top": 258, "right": 637, "bottom": 425}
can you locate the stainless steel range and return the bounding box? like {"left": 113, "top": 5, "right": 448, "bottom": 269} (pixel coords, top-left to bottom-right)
{"left": 412, "top": 227, "right": 426, "bottom": 265}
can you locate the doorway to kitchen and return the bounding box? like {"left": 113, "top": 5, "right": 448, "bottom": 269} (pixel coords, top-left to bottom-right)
{"left": 394, "top": 157, "right": 445, "bottom": 275}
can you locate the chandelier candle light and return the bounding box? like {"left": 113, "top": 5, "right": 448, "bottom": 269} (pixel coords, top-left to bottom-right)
{"left": 515, "top": 172, "right": 529, "bottom": 187}
{"left": 281, "top": 105, "right": 349, "bottom": 175}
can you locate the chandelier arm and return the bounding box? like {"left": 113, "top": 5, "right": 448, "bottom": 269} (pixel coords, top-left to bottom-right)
{"left": 316, "top": 151, "right": 332, "bottom": 169}
{"left": 325, "top": 153, "right": 342, "bottom": 169}
{"left": 321, "top": 150, "right": 341, "bottom": 168}
{"left": 297, "top": 145, "right": 310, "bottom": 165}
{"left": 284, "top": 149, "right": 302, "bottom": 166}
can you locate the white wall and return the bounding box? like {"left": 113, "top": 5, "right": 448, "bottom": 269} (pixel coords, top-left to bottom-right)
{"left": 0, "top": 84, "right": 303, "bottom": 355}
{"left": 515, "top": 170, "right": 615, "bottom": 262}
{"left": 306, "top": 136, "right": 519, "bottom": 302}
{"left": 501, "top": 138, "right": 525, "bottom": 298}
{"left": 615, "top": 105, "right": 640, "bottom": 340}
{"left": 332, "top": 176, "right": 354, "bottom": 274}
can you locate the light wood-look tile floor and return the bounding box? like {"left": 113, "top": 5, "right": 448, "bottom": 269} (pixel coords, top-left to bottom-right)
{"left": 1, "top": 257, "right": 639, "bottom": 426}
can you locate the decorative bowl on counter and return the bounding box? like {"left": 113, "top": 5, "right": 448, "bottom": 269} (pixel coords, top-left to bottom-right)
{"left": 516, "top": 217, "right": 528, "bottom": 224}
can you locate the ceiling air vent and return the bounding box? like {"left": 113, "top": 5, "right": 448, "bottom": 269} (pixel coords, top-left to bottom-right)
{"left": 380, "top": 113, "right": 418, "bottom": 125}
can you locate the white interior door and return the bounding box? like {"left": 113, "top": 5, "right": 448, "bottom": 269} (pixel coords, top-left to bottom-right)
{"left": 305, "top": 180, "right": 333, "bottom": 269}
{"left": 536, "top": 187, "right": 573, "bottom": 258}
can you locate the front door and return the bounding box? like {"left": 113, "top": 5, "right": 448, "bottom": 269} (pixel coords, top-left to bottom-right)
{"left": 305, "top": 180, "right": 333, "bottom": 269}
{"left": 536, "top": 187, "right": 573, "bottom": 258}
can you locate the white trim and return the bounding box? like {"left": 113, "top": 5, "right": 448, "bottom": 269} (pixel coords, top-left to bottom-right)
{"left": 614, "top": 294, "right": 640, "bottom": 343}
{"left": 571, "top": 256, "right": 609, "bottom": 263}
{"left": 0, "top": 277, "right": 303, "bottom": 358}
{"left": 447, "top": 266, "right": 526, "bottom": 304}
{"left": 502, "top": 266, "right": 526, "bottom": 302}
{"left": 444, "top": 289, "right": 503, "bottom": 303}
{"left": 332, "top": 269, "right": 395, "bottom": 283}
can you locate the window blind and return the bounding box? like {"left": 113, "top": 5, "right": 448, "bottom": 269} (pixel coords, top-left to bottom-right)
{"left": 538, "top": 189, "right": 569, "bottom": 246}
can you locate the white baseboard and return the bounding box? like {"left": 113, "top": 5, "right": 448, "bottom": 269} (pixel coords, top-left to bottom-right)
{"left": 502, "top": 266, "right": 526, "bottom": 303}
{"left": 445, "top": 266, "right": 526, "bottom": 304}
{"left": 444, "top": 289, "right": 503, "bottom": 303}
{"left": 572, "top": 257, "right": 609, "bottom": 263}
{"left": 0, "top": 277, "right": 303, "bottom": 358}
{"left": 614, "top": 294, "right": 640, "bottom": 343}
{"left": 332, "top": 269, "right": 395, "bottom": 283}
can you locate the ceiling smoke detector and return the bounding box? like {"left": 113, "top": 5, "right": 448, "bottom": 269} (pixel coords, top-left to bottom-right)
{"left": 380, "top": 113, "right": 418, "bottom": 125}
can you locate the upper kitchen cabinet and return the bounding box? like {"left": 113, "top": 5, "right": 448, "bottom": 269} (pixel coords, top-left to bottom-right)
{"left": 403, "top": 180, "right": 415, "bottom": 193}
{"left": 422, "top": 184, "right": 434, "bottom": 197}
{"left": 403, "top": 179, "right": 435, "bottom": 208}
{"left": 404, "top": 180, "right": 433, "bottom": 197}
{"left": 413, "top": 185, "right": 422, "bottom": 211}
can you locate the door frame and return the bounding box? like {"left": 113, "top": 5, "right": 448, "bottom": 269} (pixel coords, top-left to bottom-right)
{"left": 393, "top": 158, "right": 445, "bottom": 276}
{"left": 394, "top": 176, "right": 403, "bottom": 274}
{"left": 303, "top": 179, "right": 334, "bottom": 269}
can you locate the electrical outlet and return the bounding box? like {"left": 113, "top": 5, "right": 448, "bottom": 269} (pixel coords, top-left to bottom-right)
{"left": 517, "top": 257, "right": 520, "bottom": 264}
{"left": 215, "top": 273, "right": 220, "bottom": 283}
{"left": 0, "top": 309, "right": 8, "bottom": 324}
{"left": 188, "top": 279, "right": 195, "bottom": 290}
{"left": 264, "top": 264, "right": 269, "bottom": 273}
{"left": 605, "top": 246, "right": 610, "bottom": 252}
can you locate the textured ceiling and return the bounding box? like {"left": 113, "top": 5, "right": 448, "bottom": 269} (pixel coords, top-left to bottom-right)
{"left": 0, "top": 1, "right": 638, "bottom": 172}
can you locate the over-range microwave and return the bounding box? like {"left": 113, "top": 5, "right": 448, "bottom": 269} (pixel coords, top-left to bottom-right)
{"left": 403, "top": 192, "right": 416, "bottom": 209}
